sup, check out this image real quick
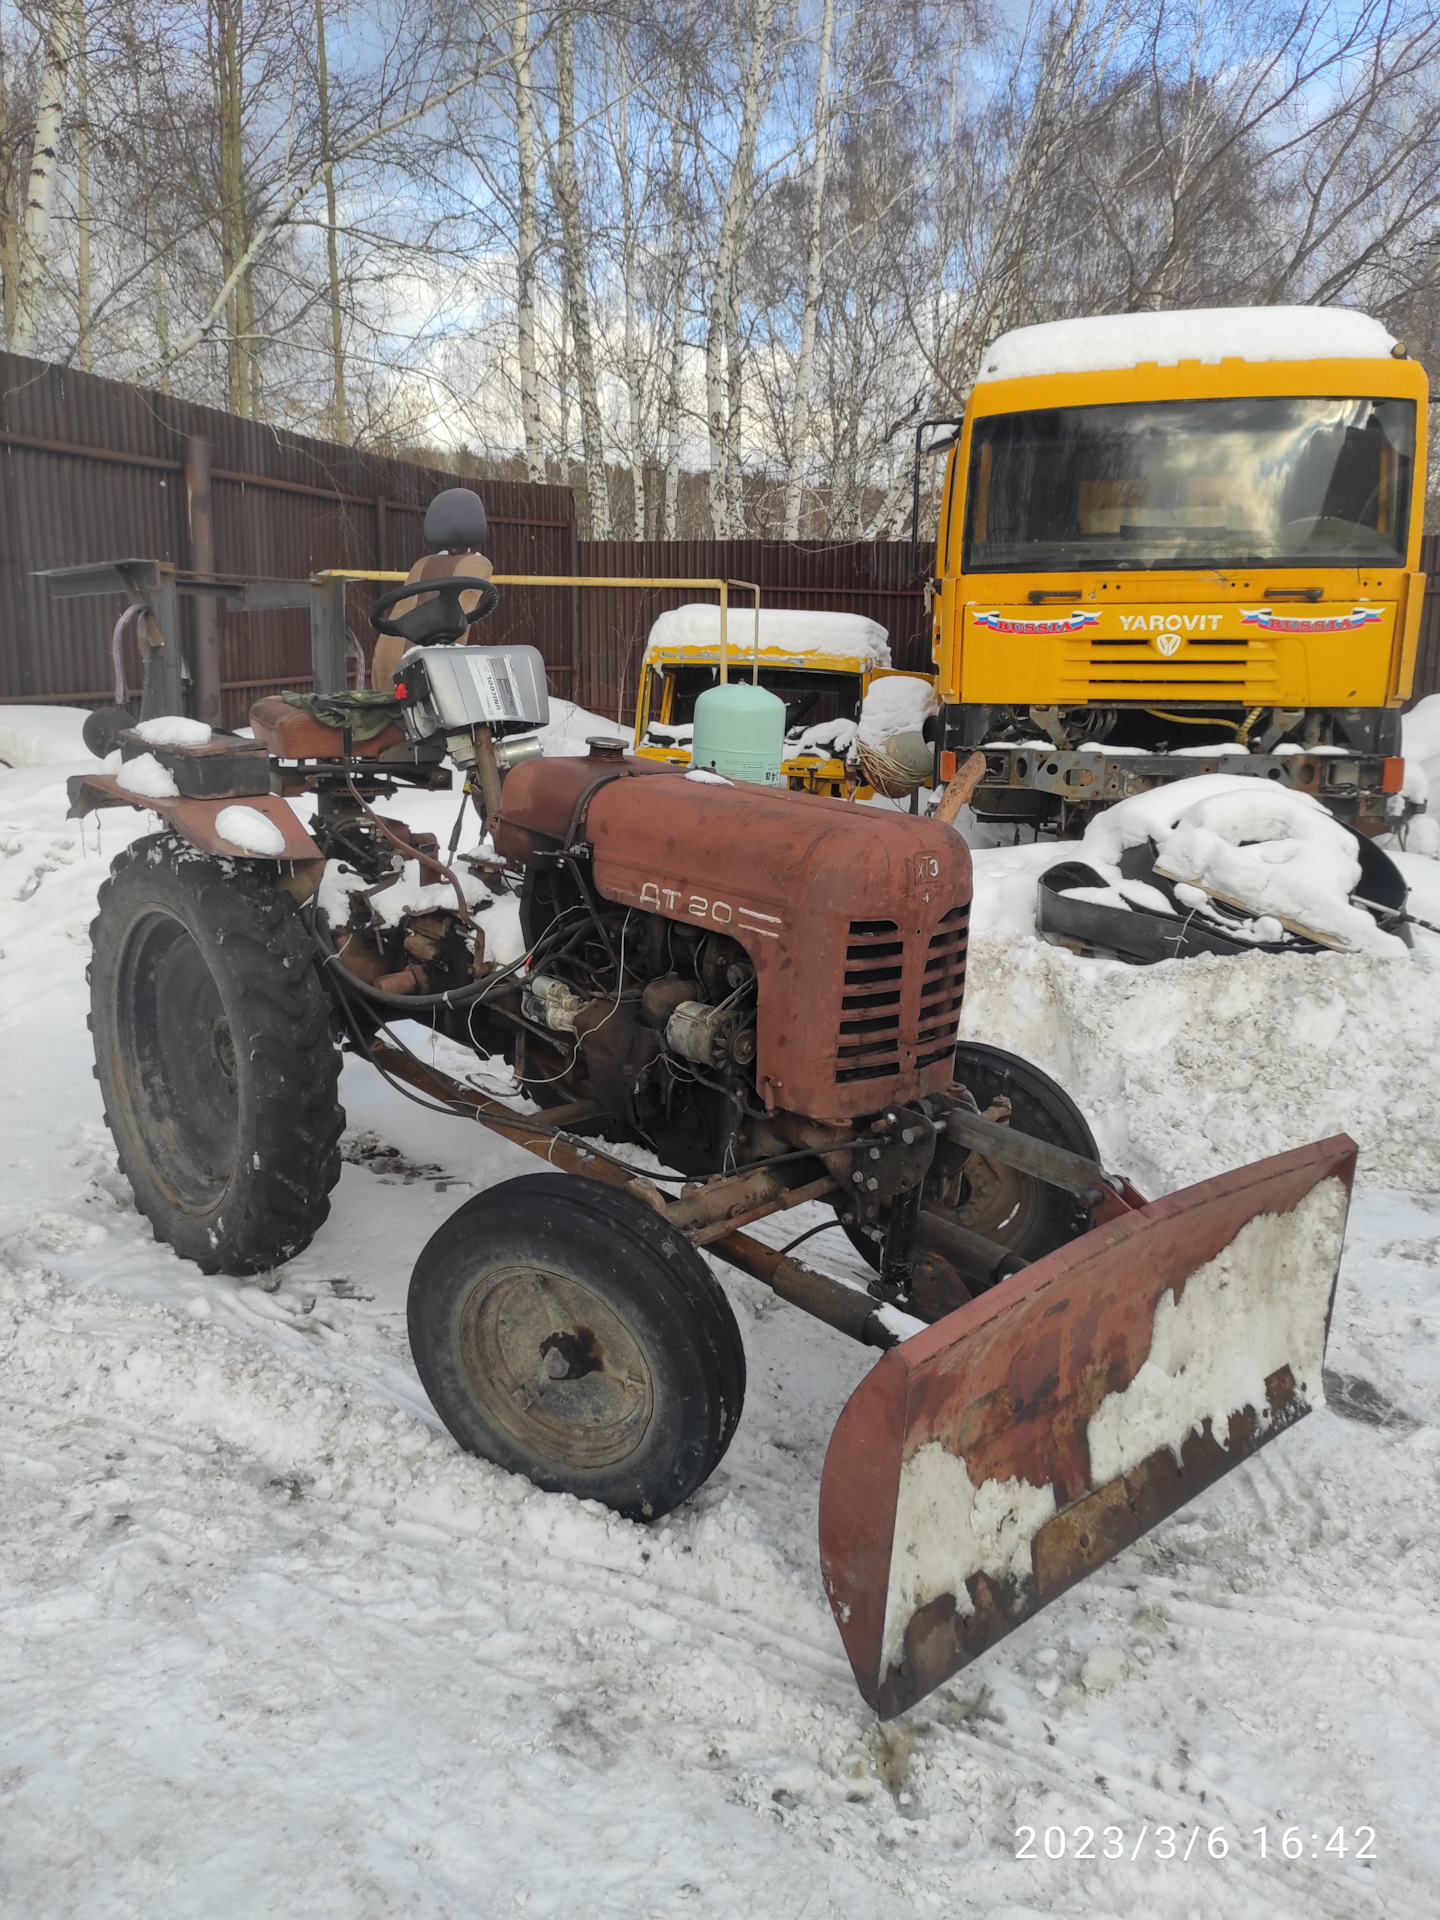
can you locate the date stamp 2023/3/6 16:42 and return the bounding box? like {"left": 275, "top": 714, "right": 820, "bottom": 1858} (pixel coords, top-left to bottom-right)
{"left": 1014, "top": 1824, "right": 1378, "bottom": 1865}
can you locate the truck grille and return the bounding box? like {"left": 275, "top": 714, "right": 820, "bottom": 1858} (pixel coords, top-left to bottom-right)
{"left": 835, "top": 905, "right": 970, "bottom": 1086}
{"left": 1078, "top": 635, "right": 1276, "bottom": 702}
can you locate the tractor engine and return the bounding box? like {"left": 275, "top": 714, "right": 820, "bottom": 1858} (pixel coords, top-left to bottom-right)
{"left": 486, "top": 747, "right": 973, "bottom": 1179}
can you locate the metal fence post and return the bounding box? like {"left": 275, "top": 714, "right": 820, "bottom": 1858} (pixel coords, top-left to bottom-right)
{"left": 151, "top": 568, "right": 184, "bottom": 716}
{"left": 309, "top": 575, "right": 351, "bottom": 694}
{"left": 184, "top": 436, "right": 222, "bottom": 724}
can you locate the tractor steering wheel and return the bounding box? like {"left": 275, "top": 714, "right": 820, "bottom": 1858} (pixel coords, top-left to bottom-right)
{"left": 368, "top": 574, "right": 500, "bottom": 646}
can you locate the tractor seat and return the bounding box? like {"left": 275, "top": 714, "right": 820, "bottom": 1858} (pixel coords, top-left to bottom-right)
{"left": 249, "top": 694, "right": 405, "bottom": 761}
{"left": 371, "top": 549, "right": 494, "bottom": 692}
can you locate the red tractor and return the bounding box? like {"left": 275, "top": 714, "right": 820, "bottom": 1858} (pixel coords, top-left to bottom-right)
{"left": 72, "top": 490, "right": 1355, "bottom": 1717}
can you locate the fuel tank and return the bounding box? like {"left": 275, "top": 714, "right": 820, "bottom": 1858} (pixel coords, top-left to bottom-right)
{"left": 583, "top": 772, "right": 972, "bottom": 1125}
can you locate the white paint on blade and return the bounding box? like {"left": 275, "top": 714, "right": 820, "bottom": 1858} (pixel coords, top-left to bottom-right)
{"left": 1086, "top": 1176, "right": 1347, "bottom": 1484}
{"left": 881, "top": 1449, "right": 1056, "bottom": 1674}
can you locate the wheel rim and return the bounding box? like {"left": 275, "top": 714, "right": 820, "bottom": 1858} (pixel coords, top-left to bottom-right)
{"left": 455, "top": 1264, "right": 656, "bottom": 1470}
{"left": 946, "top": 1154, "right": 1040, "bottom": 1249}
{"left": 116, "top": 908, "right": 239, "bottom": 1210}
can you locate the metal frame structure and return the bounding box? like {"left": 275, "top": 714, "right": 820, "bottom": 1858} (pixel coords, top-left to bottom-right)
{"left": 39, "top": 562, "right": 764, "bottom": 717}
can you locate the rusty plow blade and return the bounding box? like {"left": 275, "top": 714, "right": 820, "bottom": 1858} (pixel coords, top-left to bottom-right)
{"left": 818, "top": 1136, "right": 1357, "bottom": 1719}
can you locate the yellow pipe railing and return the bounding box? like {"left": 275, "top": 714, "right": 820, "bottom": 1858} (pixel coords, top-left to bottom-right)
{"left": 312, "top": 570, "right": 764, "bottom": 685}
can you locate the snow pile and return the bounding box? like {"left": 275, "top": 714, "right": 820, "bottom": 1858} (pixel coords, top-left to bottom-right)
{"left": 789, "top": 717, "right": 857, "bottom": 760}
{"left": 647, "top": 604, "right": 890, "bottom": 667}
{"left": 978, "top": 306, "right": 1397, "bottom": 381}
{"left": 1155, "top": 788, "right": 1403, "bottom": 955}
{"left": 115, "top": 751, "right": 180, "bottom": 800}
{"left": 0, "top": 704, "right": 97, "bottom": 767}
{"left": 1045, "top": 773, "right": 1405, "bottom": 955}
{"left": 959, "top": 937, "right": 1440, "bottom": 1192}
{"left": 685, "top": 767, "right": 733, "bottom": 785}
{"left": 1401, "top": 694, "right": 1440, "bottom": 858}
{"left": 131, "top": 716, "right": 213, "bottom": 748}
{"left": 214, "top": 805, "right": 286, "bottom": 857}
{"left": 857, "top": 674, "right": 938, "bottom": 750}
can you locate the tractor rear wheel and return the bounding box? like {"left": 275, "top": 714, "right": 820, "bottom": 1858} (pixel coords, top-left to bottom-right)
{"left": 844, "top": 1042, "right": 1099, "bottom": 1284}
{"left": 89, "top": 833, "right": 344, "bottom": 1274}
{"left": 943, "top": 1041, "right": 1099, "bottom": 1260}
{"left": 408, "top": 1173, "right": 746, "bottom": 1519}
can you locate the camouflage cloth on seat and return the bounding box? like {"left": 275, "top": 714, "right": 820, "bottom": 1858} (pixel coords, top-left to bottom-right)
{"left": 280, "top": 690, "right": 405, "bottom": 741}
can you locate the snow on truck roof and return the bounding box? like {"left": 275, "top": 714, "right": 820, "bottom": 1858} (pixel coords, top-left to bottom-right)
{"left": 645, "top": 604, "right": 890, "bottom": 667}
{"left": 977, "top": 306, "right": 1398, "bottom": 383}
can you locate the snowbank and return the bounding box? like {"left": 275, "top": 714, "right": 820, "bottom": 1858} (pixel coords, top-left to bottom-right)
{"left": 0, "top": 704, "right": 97, "bottom": 767}
{"left": 646, "top": 604, "right": 890, "bottom": 667}
{"left": 960, "top": 935, "right": 1440, "bottom": 1193}
{"left": 1401, "top": 696, "right": 1440, "bottom": 856}
{"left": 978, "top": 306, "right": 1397, "bottom": 381}
{"left": 857, "top": 674, "right": 937, "bottom": 749}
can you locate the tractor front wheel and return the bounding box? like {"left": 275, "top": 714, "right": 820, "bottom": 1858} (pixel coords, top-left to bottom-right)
{"left": 408, "top": 1173, "right": 746, "bottom": 1519}
{"left": 89, "top": 833, "right": 344, "bottom": 1274}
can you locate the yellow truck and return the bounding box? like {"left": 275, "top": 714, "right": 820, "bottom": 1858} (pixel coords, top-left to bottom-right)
{"left": 917, "top": 306, "right": 1428, "bottom": 835}
{"left": 633, "top": 604, "right": 932, "bottom": 796}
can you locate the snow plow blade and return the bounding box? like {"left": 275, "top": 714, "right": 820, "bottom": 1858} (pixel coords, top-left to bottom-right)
{"left": 819, "top": 1136, "right": 1356, "bottom": 1719}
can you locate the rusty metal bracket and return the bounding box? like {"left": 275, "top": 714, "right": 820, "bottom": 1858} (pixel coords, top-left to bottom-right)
{"left": 939, "top": 1102, "right": 1110, "bottom": 1196}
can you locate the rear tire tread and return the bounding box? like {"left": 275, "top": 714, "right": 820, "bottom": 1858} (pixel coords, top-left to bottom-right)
{"left": 89, "top": 834, "right": 344, "bottom": 1275}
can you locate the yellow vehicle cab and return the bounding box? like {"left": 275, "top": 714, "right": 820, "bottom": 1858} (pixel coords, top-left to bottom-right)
{"left": 919, "top": 306, "right": 1428, "bottom": 835}
{"left": 633, "top": 605, "right": 928, "bottom": 797}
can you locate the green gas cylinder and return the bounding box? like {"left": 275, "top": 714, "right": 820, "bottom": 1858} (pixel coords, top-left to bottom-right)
{"left": 690, "top": 679, "right": 786, "bottom": 786}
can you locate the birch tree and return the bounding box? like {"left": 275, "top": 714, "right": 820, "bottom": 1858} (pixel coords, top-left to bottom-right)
{"left": 781, "top": 0, "right": 838, "bottom": 538}
{"left": 512, "top": 0, "right": 545, "bottom": 482}
{"left": 10, "top": 0, "right": 74, "bottom": 357}
{"left": 703, "top": 0, "right": 786, "bottom": 536}
{"left": 549, "top": 6, "right": 610, "bottom": 535}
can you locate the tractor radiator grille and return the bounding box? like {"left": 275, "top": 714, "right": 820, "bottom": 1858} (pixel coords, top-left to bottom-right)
{"left": 834, "top": 904, "right": 970, "bottom": 1086}
{"left": 835, "top": 918, "right": 904, "bottom": 1083}
{"left": 916, "top": 904, "right": 969, "bottom": 1069}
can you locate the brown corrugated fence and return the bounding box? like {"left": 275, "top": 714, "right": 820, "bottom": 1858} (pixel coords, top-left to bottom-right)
{"left": 0, "top": 352, "right": 575, "bottom": 729}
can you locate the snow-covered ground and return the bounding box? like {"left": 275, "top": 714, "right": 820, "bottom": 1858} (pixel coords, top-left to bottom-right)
{"left": 2, "top": 707, "right": 1438, "bottom": 1919}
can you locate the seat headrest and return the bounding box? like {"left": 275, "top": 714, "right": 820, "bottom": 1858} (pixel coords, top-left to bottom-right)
{"left": 424, "top": 487, "right": 489, "bottom": 553}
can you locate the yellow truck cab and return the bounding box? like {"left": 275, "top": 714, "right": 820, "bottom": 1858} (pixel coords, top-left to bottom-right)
{"left": 922, "top": 307, "right": 1428, "bottom": 835}
{"left": 633, "top": 605, "right": 914, "bottom": 796}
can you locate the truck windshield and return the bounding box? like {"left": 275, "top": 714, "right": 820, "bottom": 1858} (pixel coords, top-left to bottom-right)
{"left": 962, "top": 395, "right": 1415, "bottom": 572}
{"left": 646, "top": 664, "right": 863, "bottom": 734}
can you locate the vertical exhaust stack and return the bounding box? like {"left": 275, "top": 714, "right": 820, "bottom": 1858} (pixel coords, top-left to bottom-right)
{"left": 819, "top": 1136, "right": 1356, "bottom": 1718}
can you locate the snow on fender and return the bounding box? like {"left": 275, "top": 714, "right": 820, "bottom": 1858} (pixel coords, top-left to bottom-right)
{"left": 215, "top": 805, "right": 288, "bottom": 857}
{"left": 818, "top": 1134, "right": 1356, "bottom": 1719}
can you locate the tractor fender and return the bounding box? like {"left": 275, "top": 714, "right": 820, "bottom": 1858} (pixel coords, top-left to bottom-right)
{"left": 68, "top": 774, "right": 321, "bottom": 863}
